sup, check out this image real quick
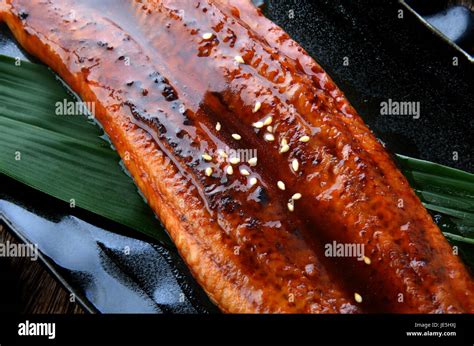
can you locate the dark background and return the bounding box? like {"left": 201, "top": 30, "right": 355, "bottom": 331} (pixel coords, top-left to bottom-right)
{"left": 265, "top": 0, "right": 473, "bottom": 172}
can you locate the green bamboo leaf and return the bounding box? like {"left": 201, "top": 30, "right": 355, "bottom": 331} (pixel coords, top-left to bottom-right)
{"left": 422, "top": 203, "right": 474, "bottom": 223}
{"left": 396, "top": 154, "right": 474, "bottom": 183}
{"left": 443, "top": 232, "right": 474, "bottom": 245}
{"left": 0, "top": 54, "right": 172, "bottom": 246}
{"left": 414, "top": 189, "right": 474, "bottom": 212}
{"left": 397, "top": 154, "right": 474, "bottom": 197}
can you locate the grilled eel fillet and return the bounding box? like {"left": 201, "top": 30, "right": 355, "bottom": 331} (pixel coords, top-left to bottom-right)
{"left": 1, "top": 0, "right": 473, "bottom": 313}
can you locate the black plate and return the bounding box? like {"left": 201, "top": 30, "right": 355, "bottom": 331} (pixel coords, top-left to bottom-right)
{"left": 0, "top": 0, "right": 473, "bottom": 313}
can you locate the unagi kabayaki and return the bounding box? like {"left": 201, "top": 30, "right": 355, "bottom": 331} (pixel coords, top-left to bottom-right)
{"left": 1, "top": 0, "right": 473, "bottom": 313}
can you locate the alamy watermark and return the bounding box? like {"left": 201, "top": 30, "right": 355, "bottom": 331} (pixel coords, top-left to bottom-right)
{"left": 325, "top": 240, "right": 365, "bottom": 261}
{"left": 380, "top": 98, "right": 420, "bottom": 119}
{"left": 55, "top": 99, "right": 95, "bottom": 119}
{"left": 213, "top": 146, "right": 257, "bottom": 164}
{"left": 18, "top": 320, "right": 55, "bottom": 340}
{"left": 0, "top": 240, "right": 38, "bottom": 261}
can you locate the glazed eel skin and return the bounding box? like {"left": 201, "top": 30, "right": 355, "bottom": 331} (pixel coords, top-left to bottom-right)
{"left": 1, "top": 0, "right": 473, "bottom": 313}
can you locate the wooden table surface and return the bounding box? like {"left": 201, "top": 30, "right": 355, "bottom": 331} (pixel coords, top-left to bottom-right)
{"left": 0, "top": 223, "right": 85, "bottom": 314}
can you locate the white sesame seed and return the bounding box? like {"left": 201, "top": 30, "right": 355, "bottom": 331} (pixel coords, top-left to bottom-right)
{"left": 266, "top": 125, "right": 273, "bottom": 133}
{"left": 363, "top": 256, "right": 371, "bottom": 265}
{"left": 226, "top": 166, "right": 234, "bottom": 175}
{"left": 299, "top": 135, "right": 310, "bottom": 142}
{"left": 264, "top": 133, "right": 275, "bottom": 142}
{"left": 240, "top": 168, "right": 250, "bottom": 176}
{"left": 232, "top": 133, "right": 242, "bottom": 140}
{"left": 292, "top": 193, "right": 302, "bottom": 200}
{"left": 248, "top": 157, "right": 258, "bottom": 166}
{"left": 263, "top": 116, "right": 273, "bottom": 126}
{"left": 253, "top": 101, "right": 261, "bottom": 113}
{"left": 249, "top": 177, "right": 258, "bottom": 186}
{"left": 234, "top": 55, "right": 245, "bottom": 64}
{"left": 252, "top": 121, "right": 264, "bottom": 129}
{"left": 280, "top": 145, "right": 290, "bottom": 153}
{"left": 280, "top": 138, "right": 289, "bottom": 154}
{"left": 277, "top": 181, "right": 286, "bottom": 190}
{"left": 202, "top": 32, "right": 213, "bottom": 40}
{"left": 229, "top": 157, "right": 240, "bottom": 164}
{"left": 215, "top": 122, "right": 221, "bottom": 131}
{"left": 292, "top": 158, "right": 299, "bottom": 172}
{"left": 202, "top": 153, "right": 212, "bottom": 161}
{"left": 218, "top": 150, "right": 228, "bottom": 158}
{"left": 287, "top": 201, "right": 294, "bottom": 212}
{"left": 205, "top": 167, "right": 213, "bottom": 176}
{"left": 354, "top": 293, "right": 363, "bottom": 303}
